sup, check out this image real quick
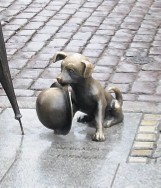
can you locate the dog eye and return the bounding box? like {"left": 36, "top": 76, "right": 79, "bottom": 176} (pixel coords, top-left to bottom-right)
{"left": 68, "top": 69, "right": 74, "bottom": 73}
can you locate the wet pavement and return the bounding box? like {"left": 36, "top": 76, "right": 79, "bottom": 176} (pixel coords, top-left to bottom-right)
{"left": 0, "top": 109, "right": 143, "bottom": 187}
{"left": 1, "top": 0, "right": 161, "bottom": 187}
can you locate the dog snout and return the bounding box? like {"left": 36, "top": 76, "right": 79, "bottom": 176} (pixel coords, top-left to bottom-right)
{"left": 57, "top": 76, "right": 63, "bottom": 84}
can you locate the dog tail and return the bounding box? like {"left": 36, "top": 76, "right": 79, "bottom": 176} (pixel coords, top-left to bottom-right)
{"left": 108, "top": 86, "right": 123, "bottom": 106}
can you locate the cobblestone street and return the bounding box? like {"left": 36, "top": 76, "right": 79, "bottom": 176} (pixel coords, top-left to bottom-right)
{"left": 1, "top": 0, "right": 161, "bottom": 187}
{"left": 1, "top": 0, "right": 161, "bottom": 110}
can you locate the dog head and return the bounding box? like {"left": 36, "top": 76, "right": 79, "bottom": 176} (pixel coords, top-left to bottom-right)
{"left": 53, "top": 51, "right": 94, "bottom": 85}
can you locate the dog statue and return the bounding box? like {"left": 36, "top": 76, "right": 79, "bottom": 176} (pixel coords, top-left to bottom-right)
{"left": 53, "top": 52, "right": 124, "bottom": 142}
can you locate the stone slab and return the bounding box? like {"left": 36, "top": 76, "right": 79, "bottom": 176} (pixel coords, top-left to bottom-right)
{"left": 112, "top": 163, "right": 161, "bottom": 188}
{"left": 0, "top": 109, "right": 142, "bottom": 187}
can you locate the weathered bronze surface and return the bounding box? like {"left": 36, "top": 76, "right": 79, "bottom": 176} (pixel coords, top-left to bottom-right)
{"left": 0, "top": 22, "right": 24, "bottom": 134}
{"left": 36, "top": 83, "right": 73, "bottom": 135}
{"left": 53, "top": 52, "right": 124, "bottom": 142}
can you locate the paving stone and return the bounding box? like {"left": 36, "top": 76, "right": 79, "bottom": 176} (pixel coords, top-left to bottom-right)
{"left": 26, "top": 60, "right": 49, "bottom": 69}
{"left": 90, "top": 35, "right": 111, "bottom": 44}
{"left": 137, "top": 28, "right": 156, "bottom": 35}
{"left": 133, "top": 141, "right": 154, "bottom": 149}
{"left": 32, "top": 54, "right": 51, "bottom": 61}
{"left": 136, "top": 133, "right": 157, "bottom": 142}
{"left": 10, "top": 18, "right": 28, "bottom": 25}
{"left": 14, "top": 89, "right": 35, "bottom": 97}
{"left": 144, "top": 114, "right": 161, "bottom": 121}
{"left": 60, "top": 25, "right": 79, "bottom": 33}
{"left": 92, "top": 72, "right": 110, "bottom": 81}
{"left": 8, "top": 35, "right": 31, "bottom": 43}
{"left": 22, "top": 42, "right": 45, "bottom": 52}
{"left": 141, "top": 120, "right": 159, "bottom": 126}
{"left": 96, "top": 29, "right": 115, "bottom": 36}
{"left": 83, "top": 49, "right": 102, "bottom": 58}
{"left": 84, "top": 21, "right": 101, "bottom": 27}
{"left": 108, "top": 42, "right": 128, "bottom": 50}
{"left": 113, "top": 164, "right": 161, "bottom": 188}
{"left": 86, "top": 43, "right": 105, "bottom": 50}
{"left": 38, "top": 26, "right": 58, "bottom": 34}
{"left": 130, "top": 42, "right": 150, "bottom": 48}
{"left": 96, "top": 55, "right": 119, "bottom": 66}
{"left": 0, "top": 96, "right": 11, "bottom": 108}
{"left": 138, "top": 126, "right": 156, "bottom": 133}
{"left": 40, "top": 68, "right": 61, "bottom": 79}
{"left": 152, "top": 41, "right": 161, "bottom": 47}
{"left": 155, "top": 85, "right": 161, "bottom": 95}
{"left": 23, "top": 21, "right": 44, "bottom": 30}
{"left": 12, "top": 51, "right": 36, "bottom": 60}
{"left": 32, "top": 15, "right": 50, "bottom": 22}
{"left": 106, "top": 48, "right": 125, "bottom": 57}
{"left": 131, "top": 149, "right": 153, "bottom": 157}
{"left": 8, "top": 59, "right": 28, "bottom": 69}
{"left": 128, "top": 157, "right": 147, "bottom": 163}
{"left": 142, "top": 62, "right": 161, "bottom": 71}
{"left": 107, "top": 83, "right": 130, "bottom": 93}
{"left": 31, "top": 33, "right": 52, "bottom": 42}
{"left": 110, "top": 73, "right": 136, "bottom": 84}
{"left": 121, "top": 22, "right": 140, "bottom": 30}
{"left": 9, "top": 69, "right": 20, "bottom": 78}
{"left": 24, "top": 7, "right": 43, "bottom": 13}
{"left": 138, "top": 95, "right": 161, "bottom": 102}
{"left": 38, "top": 10, "right": 56, "bottom": 17}
{"left": 73, "top": 32, "right": 92, "bottom": 41}
{"left": 16, "top": 69, "right": 43, "bottom": 79}
{"left": 55, "top": 32, "right": 73, "bottom": 39}
{"left": 66, "top": 40, "right": 88, "bottom": 50}
{"left": 64, "top": 46, "right": 83, "bottom": 53}
{"left": 122, "top": 94, "right": 137, "bottom": 101}
{"left": 3, "top": 24, "right": 21, "bottom": 31}
{"left": 126, "top": 48, "right": 148, "bottom": 57}
{"left": 31, "top": 78, "right": 56, "bottom": 90}
{"left": 154, "top": 34, "right": 161, "bottom": 41}
{"left": 16, "top": 97, "right": 37, "bottom": 108}
{"left": 116, "top": 62, "right": 138, "bottom": 73}
{"left": 131, "top": 81, "right": 156, "bottom": 94}
{"left": 94, "top": 66, "right": 113, "bottom": 73}
{"left": 13, "top": 78, "right": 33, "bottom": 89}
{"left": 111, "top": 35, "right": 133, "bottom": 43}
{"left": 99, "top": 24, "right": 118, "bottom": 30}
{"left": 150, "top": 47, "right": 161, "bottom": 55}
{"left": 16, "top": 12, "right": 37, "bottom": 19}
{"left": 137, "top": 71, "right": 159, "bottom": 82}
{"left": 123, "top": 101, "right": 161, "bottom": 113}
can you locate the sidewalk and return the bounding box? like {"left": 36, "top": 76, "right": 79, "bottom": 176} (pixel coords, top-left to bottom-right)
{"left": 0, "top": 0, "right": 161, "bottom": 187}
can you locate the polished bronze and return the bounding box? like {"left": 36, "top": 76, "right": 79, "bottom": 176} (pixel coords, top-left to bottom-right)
{"left": 53, "top": 52, "right": 124, "bottom": 142}
{"left": 36, "top": 83, "right": 73, "bottom": 135}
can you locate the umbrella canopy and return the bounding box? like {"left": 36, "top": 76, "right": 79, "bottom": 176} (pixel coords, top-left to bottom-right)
{"left": 0, "top": 22, "right": 24, "bottom": 134}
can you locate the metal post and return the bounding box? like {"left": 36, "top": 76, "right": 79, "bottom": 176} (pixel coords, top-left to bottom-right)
{"left": 0, "top": 21, "right": 24, "bottom": 135}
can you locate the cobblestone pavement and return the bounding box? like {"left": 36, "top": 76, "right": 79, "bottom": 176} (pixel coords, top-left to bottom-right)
{"left": 1, "top": 0, "right": 161, "bottom": 187}
{"left": 0, "top": 0, "right": 161, "bottom": 112}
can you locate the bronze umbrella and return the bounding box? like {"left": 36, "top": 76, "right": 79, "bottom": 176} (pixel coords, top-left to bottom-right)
{"left": 0, "top": 21, "right": 24, "bottom": 135}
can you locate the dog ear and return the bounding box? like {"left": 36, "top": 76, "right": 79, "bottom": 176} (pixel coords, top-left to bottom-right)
{"left": 53, "top": 52, "right": 68, "bottom": 63}
{"left": 81, "top": 60, "right": 94, "bottom": 78}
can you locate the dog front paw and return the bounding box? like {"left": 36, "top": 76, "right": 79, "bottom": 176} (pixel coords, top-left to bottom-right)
{"left": 92, "top": 131, "right": 105, "bottom": 142}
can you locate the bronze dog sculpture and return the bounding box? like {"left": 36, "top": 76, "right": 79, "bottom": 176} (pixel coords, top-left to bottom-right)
{"left": 53, "top": 52, "right": 124, "bottom": 142}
